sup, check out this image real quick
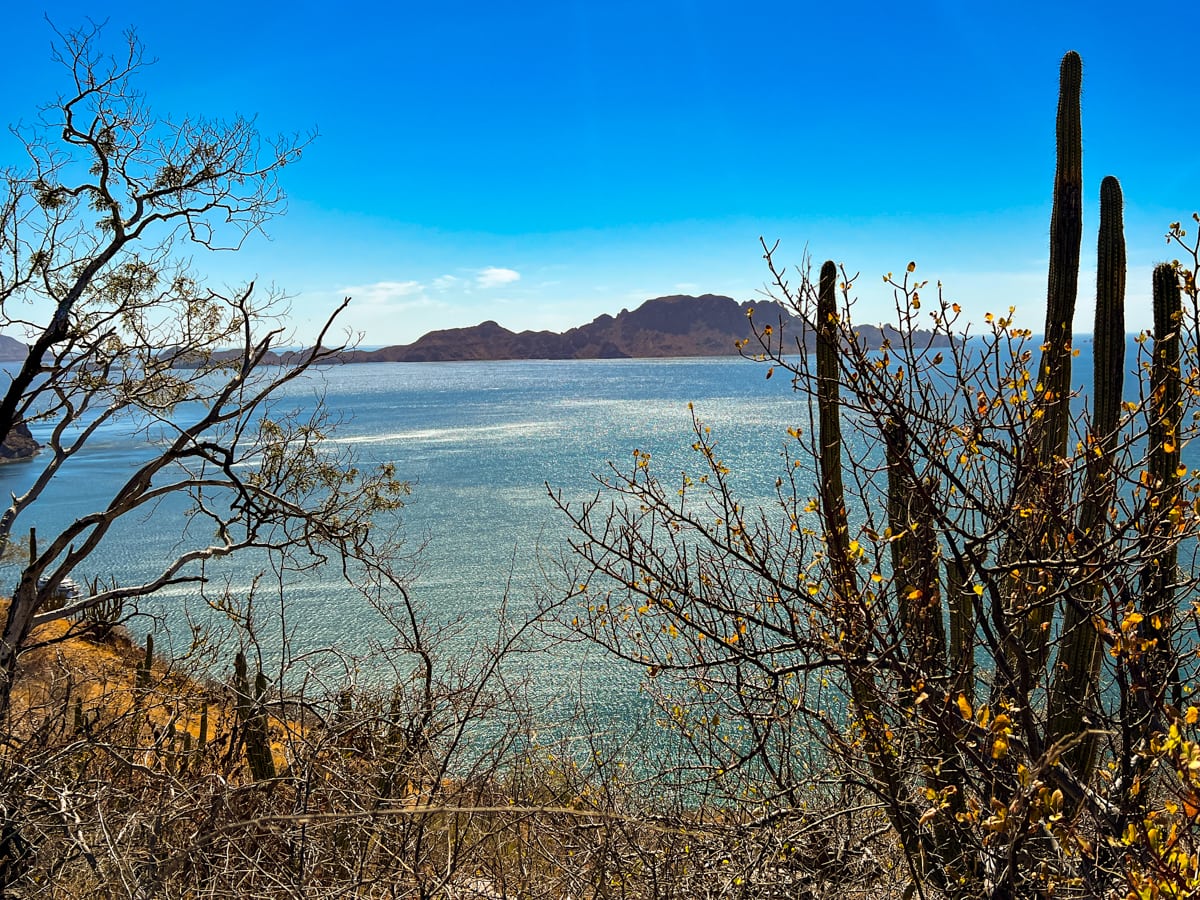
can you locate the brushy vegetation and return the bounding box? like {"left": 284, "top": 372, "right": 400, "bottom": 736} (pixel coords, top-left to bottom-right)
{"left": 1, "top": 609, "right": 906, "bottom": 898}
{"left": 553, "top": 51, "right": 1200, "bottom": 900}
{"left": 3, "top": 25, "right": 1200, "bottom": 900}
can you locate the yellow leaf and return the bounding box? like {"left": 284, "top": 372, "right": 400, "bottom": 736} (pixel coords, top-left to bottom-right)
{"left": 957, "top": 694, "right": 973, "bottom": 720}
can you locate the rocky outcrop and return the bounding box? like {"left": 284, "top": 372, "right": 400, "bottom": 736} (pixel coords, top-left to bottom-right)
{"left": 0, "top": 421, "right": 40, "bottom": 462}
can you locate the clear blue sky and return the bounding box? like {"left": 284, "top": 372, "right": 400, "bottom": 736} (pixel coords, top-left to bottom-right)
{"left": 3, "top": 1, "right": 1196, "bottom": 345}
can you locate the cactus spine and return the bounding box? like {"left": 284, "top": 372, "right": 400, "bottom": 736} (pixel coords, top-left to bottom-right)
{"left": 234, "top": 651, "right": 276, "bottom": 781}
{"left": 1047, "top": 174, "right": 1126, "bottom": 777}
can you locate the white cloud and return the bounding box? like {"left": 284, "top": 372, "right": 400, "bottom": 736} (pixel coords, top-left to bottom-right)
{"left": 433, "top": 274, "right": 463, "bottom": 291}
{"left": 338, "top": 280, "right": 425, "bottom": 306}
{"left": 476, "top": 267, "right": 520, "bottom": 289}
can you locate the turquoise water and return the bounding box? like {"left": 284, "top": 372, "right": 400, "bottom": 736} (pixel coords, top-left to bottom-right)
{"left": 0, "top": 341, "right": 1177, "bottom": 718}
{"left": 0, "top": 356, "right": 807, "bottom": 704}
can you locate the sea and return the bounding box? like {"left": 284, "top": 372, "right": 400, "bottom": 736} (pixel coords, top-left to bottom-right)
{"left": 0, "top": 339, "right": 1174, "bottom": 724}
{"left": 0, "top": 356, "right": 812, "bottom": 714}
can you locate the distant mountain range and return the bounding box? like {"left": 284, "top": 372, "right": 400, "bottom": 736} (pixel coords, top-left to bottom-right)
{"left": 323, "top": 293, "right": 950, "bottom": 364}
{"left": 339, "top": 294, "right": 789, "bottom": 362}
{"left": 0, "top": 334, "right": 28, "bottom": 362}
{"left": 2, "top": 295, "right": 952, "bottom": 370}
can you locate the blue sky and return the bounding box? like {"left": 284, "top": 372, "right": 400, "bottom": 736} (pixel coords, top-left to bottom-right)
{"left": 3, "top": 1, "right": 1196, "bottom": 345}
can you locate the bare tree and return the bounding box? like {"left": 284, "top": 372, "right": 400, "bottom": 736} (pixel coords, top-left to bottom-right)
{"left": 0, "top": 22, "right": 407, "bottom": 718}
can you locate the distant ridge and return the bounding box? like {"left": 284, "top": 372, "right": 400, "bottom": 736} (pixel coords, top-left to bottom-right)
{"left": 326, "top": 293, "right": 950, "bottom": 364}
{"left": 154, "top": 294, "right": 952, "bottom": 369}
{"left": 0, "top": 334, "right": 29, "bottom": 362}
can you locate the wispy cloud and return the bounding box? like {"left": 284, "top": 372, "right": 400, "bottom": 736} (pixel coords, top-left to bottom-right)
{"left": 334, "top": 268, "right": 523, "bottom": 315}
{"left": 338, "top": 280, "right": 425, "bottom": 306}
{"left": 476, "top": 267, "right": 520, "bottom": 288}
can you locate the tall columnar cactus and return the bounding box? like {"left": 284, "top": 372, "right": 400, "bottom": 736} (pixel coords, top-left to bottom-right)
{"left": 234, "top": 651, "right": 276, "bottom": 782}
{"left": 883, "top": 417, "right": 945, "bottom": 678}
{"left": 1038, "top": 49, "right": 1084, "bottom": 461}
{"left": 1047, "top": 174, "right": 1126, "bottom": 777}
{"left": 1006, "top": 50, "right": 1085, "bottom": 678}
{"left": 814, "top": 260, "right": 934, "bottom": 868}
{"left": 1137, "top": 263, "right": 1183, "bottom": 722}
{"left": 816, "top": 259, "right": 849, "bottom": 579}
{"left": 1091, "top": 175, "right": 1127, "bottom": 452}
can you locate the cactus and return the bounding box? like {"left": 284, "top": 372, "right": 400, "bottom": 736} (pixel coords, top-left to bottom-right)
{"left": 135, "top": 633, "right": 154, "bottom": 692}
{"left": 234, "top": 651, "right": 276, "bottom": 781}
{"left": 1002, "top": 50, "right": 1085, "bottom": 682}
{"left": 75, "top": 583, "right": 125, "bottom": 638}
{"left": 816, "top": 259, "right": 850, "bottom": 579}
{"left": 1047, "top": 174, "right": 1126, "bottom": 778}
{"left": 944, "top": 557, "right": 976, "bottom": 702}
{"left": 72, "top": 696, "right": 84, "bottom": 735}
{"left": 1136, "top": 263, "right": 1183, "bottom": 723}
{"left": 1037, "top": 49, "right": 1084, "bottom": 460}
{"left": 197, "top": 702, "right": 208, "bottom": 752}
{"left": 179, "top": 731, "right": 192, "bottom": 774}
{"left": 883, "top": 417, "right": 945, "bottom": 677}
{"left": 1091, "top": 175, "right": 1127, "bottom": 453}
{"left": 814, "top": 260, "right": 933, "bottom": 864}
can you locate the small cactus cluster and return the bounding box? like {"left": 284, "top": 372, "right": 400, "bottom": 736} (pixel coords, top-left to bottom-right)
{"left": 233, "top": 651, "right": 276, "bottom": 781}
